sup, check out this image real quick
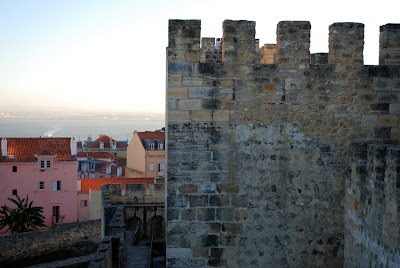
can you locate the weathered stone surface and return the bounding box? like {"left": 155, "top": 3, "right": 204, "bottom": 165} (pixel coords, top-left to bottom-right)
{"left": 0, "top": 220, "right": 101, "bottom": 265}
{"left": 166, "top": 19, "right": 400, "bottom": 268}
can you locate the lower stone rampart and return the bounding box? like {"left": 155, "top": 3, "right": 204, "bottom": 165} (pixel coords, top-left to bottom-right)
{"left": 0, "top": 219, "right": 101, "bottom": 265}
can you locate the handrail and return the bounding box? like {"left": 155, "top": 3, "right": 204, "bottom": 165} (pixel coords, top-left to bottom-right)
{"left": 149, "top": 234, "right": 154, "bottom": 268}
{"left": 133, "top": 221, "right": 140, "bottom": 246}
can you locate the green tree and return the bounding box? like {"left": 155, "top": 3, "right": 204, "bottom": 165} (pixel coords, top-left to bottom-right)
{"left": 0, "top": 194, "right": 46, "bottom": 233}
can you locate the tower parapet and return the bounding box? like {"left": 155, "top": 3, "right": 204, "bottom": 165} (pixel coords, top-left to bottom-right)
{"left": 276, "top": 21, "right": 311, "bottom": 69}
{"left": 328, "top": 23, "right": 364, "bottom": 66}
{"left": 167, "top": 20, "right": 201, "bottom": 63}
{"left": 379, "top": 24, "right": 400, "bottom": 65}
{"left": 222, "top": 20, "right": 256, "bottom": 64}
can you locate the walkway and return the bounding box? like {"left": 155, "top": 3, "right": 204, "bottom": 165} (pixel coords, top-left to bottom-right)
{"left": 25, "top": 254, "right": 94, "bottom": 268}
{"left": 122, "top": 230, "right": 151, "bottom": 268}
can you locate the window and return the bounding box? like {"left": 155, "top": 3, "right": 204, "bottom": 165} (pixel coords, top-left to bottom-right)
{"left": 99, "top": 142, "right": 104, "bottom": 149}
{"left": 148, "top": 163, "right": 154, "bottom": 172}
{"left": 12, "top": 189, "right": 17, "bottom": 196}
{"left": 80, "top": 200, "right": 88, "bottom": 207}
{"left": 39, "top": 181, "right": 44, "bottom": 190}
{"left": 40, "top": 160, "right": 51, "bottom": 169}
{"left": 53, "top": 181, "right": 61, "bottom": 191}
{"left": 158, "top": 143, "right": 164, "bottom": 150}
{"left": 158, "top": 163, "right": 164, "bottom": 175}
{"left": 12, "top": 166, "right": 17, "bottom": 172}
{"left": 149, "top": 143, "right": 155, "bottom": 150}
{"left": 112, "top": 141, "right": 117, "bottom": 149}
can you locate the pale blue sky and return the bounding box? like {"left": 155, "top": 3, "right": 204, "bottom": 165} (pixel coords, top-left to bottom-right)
{"left": 0, "top": 0, "right": 399, "bottom": 113}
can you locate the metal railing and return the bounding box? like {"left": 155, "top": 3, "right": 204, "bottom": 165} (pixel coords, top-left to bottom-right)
{"left": 133, "top": 221, "right": 140, "bottom": 246}
{"left": 149, "top": 234, "right": 154, "bottom": 268}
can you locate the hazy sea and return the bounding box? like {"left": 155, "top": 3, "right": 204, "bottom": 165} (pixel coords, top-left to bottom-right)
{"left": 0, "top": 118, "right": 165, "bottom": 141}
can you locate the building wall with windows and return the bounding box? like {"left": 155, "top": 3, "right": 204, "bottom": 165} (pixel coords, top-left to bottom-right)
{"left": 126, "top": 131, "right": 165, "bottom": 178}
{"left": 77, "top": 178, "right": 161, "bottom": 221}
{"left": 0, "top": 138, "right": 78, "bottom": 233}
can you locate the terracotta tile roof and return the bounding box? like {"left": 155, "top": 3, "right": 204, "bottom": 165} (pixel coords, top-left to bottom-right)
{"left": 77, "top": 152, "right": 122, "bottom": 159}
{"left": 77, "top": 141, "right": 83, "bottom": 148}
{"left": 37, "top": 149, "right": 56, "bottom": 156}
{"left": 137, "top": 131, "right": 165, "bottom": 141}
{"left": 95, "top": 135, "right": 115, "bottom": 142}
{"left": 80, "top": 177, "right": 160, "bottom": 192}
{"left": 0, "top": 138, "right": 75, "bottom": 163}
{"left": 87, "top": 135, "right": 127, "bottom": 149}
{"left": 93, "top": 158, "right": 126, "bottom": 177}
{"left": 137, "top": 131, "right": 165, "bottom": 150}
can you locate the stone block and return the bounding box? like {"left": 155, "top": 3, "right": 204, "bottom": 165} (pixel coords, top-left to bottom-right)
{"left": 197, "top": 235, "right": 219, "bottom": 247}
{"left": 200, "top": 183, "right": 216, "bottom": 194}
{"left": 393, "top": 78, "right": 400, "bottom": 91}
{"left": 210, "top": 195, "right": 229, "bottom": 206}
{"left": 167, "top": 87, "right": 188, "bottom": 99}
{"left": 182, "top": 75, "right": 203, "bottom": 86}
{"left": 168, "top": 74, "right": 182, "bottom": 86}
{"left": 375, "top": 127, "right": 391, "bottom": 139}
{"left": 168, "top": 62, "right": 193, "bottom": 74}
{"left": 189, "top": 195, "right": 208, "bottom": 207}
{"left": 167, "top": 208, "right": 180, "bottom": 221}
{"left": 167, "top": 223, "right": 189, "bottom": 234}
{"left": 197, "top": 208, "right": 215, "bottom": 221}
{"left": 285, "top": 79, "right": 302, "bottom": 91}
{"left": 222, "top": 223, "right": 242, "bottom": 234}
{"left": 205, "top": 222, "right": 222, "bottom": 233}
{"left": 188, "top": 87, "right": 215, "bottom": 98}
{"left": 177, "top": 99, "right": 202, "bottom": 110}
{"left": 192, "top": 110, "right": 212, "bottom": 121}
{"left": 389, "top": 103, "right": 400, "bottom": 114}
{"left": 213, "top": 110, "right": 230, "bottom": 122}
{"left": 168, "top": 99, "right": 177, "bottom": 110}
{"left": 167, "top": 248, "right": 193, "bottom": 258}
{"left": 168, "top": 111, "right": 190, "bottom": 121}
{"left": 178, "top": 184, "right": 199, "bottom": 194}
{"left": 182, "top": 209, "right": 196, "bottom": 221}
{"left": 220, "top": 88, "right": 234, "bottom": 94}
{"left": 185, "top": 50, "right": 200, "bottom": 62}
{"left": 370, "top": 103, "right": 389, "bottom": 113}
{"left": 167, "top": 195, "right": 189, "bottom": 208}
{"left": 373, "top": 77, "right": 392, "bottom": 91}
{"left": 235, "top": 90, "right": 252, "bottom": 101}
{"left": 216, "top": 208, "right": 234, "bottom": 221}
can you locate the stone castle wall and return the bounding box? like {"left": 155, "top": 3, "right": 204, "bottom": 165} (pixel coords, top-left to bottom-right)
{"left": 345, "top": 143, "right": 400, "bottom": 267}
{"left": 166, "top": 20, "right": 400, "bottom": 267}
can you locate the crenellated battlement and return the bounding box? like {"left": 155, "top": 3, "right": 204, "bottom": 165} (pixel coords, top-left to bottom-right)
{"left": 168, "top": 20, "right": 400, "bottom": 67}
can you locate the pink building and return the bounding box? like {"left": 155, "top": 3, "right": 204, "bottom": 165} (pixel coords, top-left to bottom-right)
{"left": 0, "top": 137, "right": 78, "bottom": 233}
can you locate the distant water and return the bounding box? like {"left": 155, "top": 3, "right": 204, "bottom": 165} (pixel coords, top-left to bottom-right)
{"left": 0, "top": 118, "right": 165, "bottom": 141}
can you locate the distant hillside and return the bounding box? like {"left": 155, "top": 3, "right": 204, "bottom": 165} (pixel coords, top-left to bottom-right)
{"left": 0, "top": 105, "right": 164, "bottom": 121}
